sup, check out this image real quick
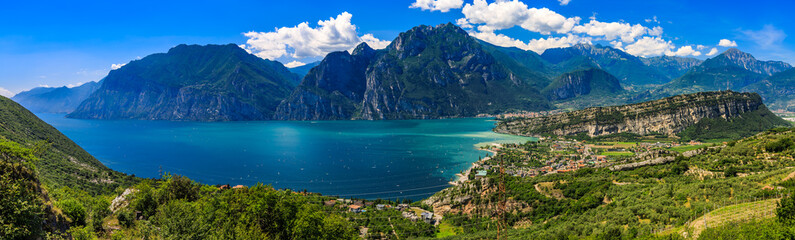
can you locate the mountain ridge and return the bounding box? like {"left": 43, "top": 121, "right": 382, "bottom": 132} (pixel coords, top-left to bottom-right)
{"left": 495, "top": 91, "right": 789, "bottom": 139}
{"left": 12, "top": 81, "right": 101, "bottom": 114}
{"left": 277, "top": 23, "right": 552, "bottom": 120}
{"left": 68, "top": 43, "right": 300, "bottom": 121}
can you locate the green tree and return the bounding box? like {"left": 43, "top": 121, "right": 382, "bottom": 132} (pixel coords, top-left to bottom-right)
{"left": 159, "top": 174, "right": 200, "bottom": 202}
{"left": 292, "top": 207, "right": 324, "bottom": 239}
{"left": 154, "top": 200, "right": 207, "bottom": 240}
{"left": 778, "top": 192, "right": 795, "bottom": 226}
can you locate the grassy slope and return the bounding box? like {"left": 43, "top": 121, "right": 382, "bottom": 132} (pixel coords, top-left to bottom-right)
{"left": 0, "top": 96, "right": 135, "bottom": 194}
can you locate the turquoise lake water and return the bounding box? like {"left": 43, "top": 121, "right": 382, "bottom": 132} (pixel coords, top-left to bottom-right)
{"left": 37, "top": 114, "right": 533, "bottom": 200}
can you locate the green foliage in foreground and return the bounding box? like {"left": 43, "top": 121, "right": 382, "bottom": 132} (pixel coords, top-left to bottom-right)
{"left": 697, "top": 192, "right": 795, "bottom": 240}
{"left": 0, "top": 139, "right": 46, "bottom": 239}
{"left": 0, "top": 96, "right": 137, "bottom": 194}
{"left": 435, "top": 128, "right": 795, "bottom": 239}
{"left": 99, "top": 176, "right": 360, "bottom": 240}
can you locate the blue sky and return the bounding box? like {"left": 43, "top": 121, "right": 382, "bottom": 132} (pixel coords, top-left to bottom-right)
{"left": 1, "top": 0, "right": 793, "bottom": 96}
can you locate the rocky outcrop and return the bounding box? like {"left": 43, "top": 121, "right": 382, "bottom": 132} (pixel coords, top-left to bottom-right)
{"left": 720, "top": 48, "right": 791, "bottom": 76}
{"left": 68, "top": 44, "right": 299, "bottom": 121}
{"left": 495, "top": 91, "right": 775, "bottom": 137}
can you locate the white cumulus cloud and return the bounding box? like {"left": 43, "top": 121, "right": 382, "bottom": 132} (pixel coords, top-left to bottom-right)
{"left": 666, "top": 45, "right": 701, "bottom": 57}
{"left": 460, "top": 0, "right": 580, "bottom": 34}
{"left": 718, "top": 39, "right": 738, "bottom": 47}
{"left": 572, "top": 20, "right": 649, "bottom": 43}
{"left": 469, "top": 31, "right": 589, "bottom": 54}
{"left": 284, "top": 61, "right": 306, "bottom": 68}
{"left": 706, "top": 48, "right": 719, "bottom": 56}
{"left": 0, "top": 87, "right": 13, "bottom": 98}
{"left": 111, "top": 63, "right": 126, "bottom": 70}
{"left": 242, "top": 12, "right": 389, "bottom": 60}
{"left": 410, "top": 0, "right": 464, "bottom": 12}
{"left": 526, "top": 35, "right": 591, "bottom": 54}
{"left": 623, "top": 37, "right": 674, "bottom": 57}
{"left": 558, "top": 0, "right": 571, "bottom": 6}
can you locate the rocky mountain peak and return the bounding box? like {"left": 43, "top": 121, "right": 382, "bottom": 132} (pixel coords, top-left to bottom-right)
{"left": 388, "top": 23, "right": 471, "bottom": 58}
{"left": 351, "top": 42, "right": 375, "bottom": 57}
{"left": 721, "top": 48, "right": 756, "bottom": 62}
{"left": 709, "top": 48, "right": 792, "bottom": 76}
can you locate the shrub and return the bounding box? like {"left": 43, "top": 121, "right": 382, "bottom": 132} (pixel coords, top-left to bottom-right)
{"left": 765, "top": 138, "right": 794, "bottom": 153}
{"left": 60, "top": 199, "right": 87, "bottom": 226}
{"left": 117, "top": 210, "right": 134, "bottom": 228}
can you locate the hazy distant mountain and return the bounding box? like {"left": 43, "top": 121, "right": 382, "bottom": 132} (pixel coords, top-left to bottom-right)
{"left": 640, "top": 56, "right": 703, "bottom": 80}
{"left": 542, "top": 68, "right": 623, "bottom": 101}
{"left": 666, "top": 48, "right": 792, "bottom": 93}
{"left": 288, "top": 61, "right": 321, "bottom": 79}
{"left": 541, "top": 44, "right": 671, "bottom": 85}
{"left": 12, "top": 81, "right": 101, "bottom": 113}
{"left": 276, "top": 23, "right": 551, "bottom": 120}
{"left": 68, "top": 44, "right": 300, "bottom": 121}
{"left": 743, "top": 68, "right": 795, "bottom": 111}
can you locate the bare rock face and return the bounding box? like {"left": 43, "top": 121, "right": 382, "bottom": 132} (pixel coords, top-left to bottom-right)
{"left": 110, "top": 188, "right": 138, "bottom": 213}
{"left": 274, "top": 43, "right": 376, "bottom": 120}
{"left": 495, "top": 91, "right": 771, "bottom": 137}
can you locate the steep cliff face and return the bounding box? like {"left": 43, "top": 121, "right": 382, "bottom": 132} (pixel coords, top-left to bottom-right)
{"left": 495, "top": 91, "right": 785, "bottom": 137}
{"left": 68, "top": 44, "right": 300, "bottom": 121}
{"left": 541, "top": 68, "right": 623, "bottom": 101}
{"left": 12, "top": 81, "right": 101, "bottom": 114}
{"left": 275, "top": 43, "right": 377, "bottom": 120}
{"left": 276, "top": 23, "right": 551, "bottom": 120}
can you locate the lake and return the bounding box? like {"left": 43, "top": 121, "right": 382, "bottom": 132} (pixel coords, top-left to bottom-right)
{"left": 37, "top": 114, "right": 534, "bottom": 200}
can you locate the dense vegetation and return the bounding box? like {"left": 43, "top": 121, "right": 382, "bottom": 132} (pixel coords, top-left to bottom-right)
{"left": 429, "top": 127, "right": 795, "bottom": 239}
{"left": 0, "top": 96, "right": 134, "bottom": 194}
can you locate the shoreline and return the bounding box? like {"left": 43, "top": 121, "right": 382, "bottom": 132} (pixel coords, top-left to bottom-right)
{"left": 449, "top": 144, "right": 500, "bottom": 186}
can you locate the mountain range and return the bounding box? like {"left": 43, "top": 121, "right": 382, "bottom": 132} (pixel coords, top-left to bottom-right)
{"left": 11, "top": 81, "right": 101, "bottom": 114}
{"left": 664, "top": 48, "right": 792, "bottom": 94}
{"left": 10, "top": 23, "right": 795, "bottom": 121}
{"left": 278, "top": 23, "right": 552, "bottom": 120}
{"left": 67, "top": 44, "right": 300, "bottom": 121}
